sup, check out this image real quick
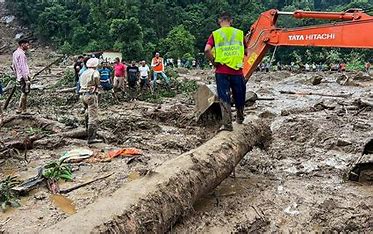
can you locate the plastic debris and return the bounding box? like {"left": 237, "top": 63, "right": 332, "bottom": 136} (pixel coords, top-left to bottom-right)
{"left": 107, "top": 148, "right": 143, "bottom": 159}
{"left": 60, "top": 148, "right": 94, "bottom": 163}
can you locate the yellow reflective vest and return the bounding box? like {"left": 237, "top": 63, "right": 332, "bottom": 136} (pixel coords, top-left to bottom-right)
{"left": 212, "top": 27, "right": 244, "bottom": 70}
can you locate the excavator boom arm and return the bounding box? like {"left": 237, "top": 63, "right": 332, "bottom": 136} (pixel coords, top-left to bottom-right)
{"left": 243, "top": 9, "right": 373, "bottom": 79}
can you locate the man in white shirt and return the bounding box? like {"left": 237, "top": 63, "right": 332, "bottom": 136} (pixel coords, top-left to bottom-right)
{"left": 305, "top": 63, "right": 310, "bottom": 72}
{"left": 139, "top": 60, "right": 150, "bottom": 91}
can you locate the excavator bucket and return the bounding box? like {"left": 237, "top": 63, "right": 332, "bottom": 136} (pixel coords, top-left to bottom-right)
{"left": 348, "top": 138, "right": 373, "bottom": 183}
{"left": 194, "top": 84, "right": 221, "bottom": 122}
{"left": 194, "top": 84, "right": 263, "bottom": 122}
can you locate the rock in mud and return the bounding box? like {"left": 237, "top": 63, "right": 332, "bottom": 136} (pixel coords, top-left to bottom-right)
{"left": 311, "top": 75, "right": 323, "bottom": 85}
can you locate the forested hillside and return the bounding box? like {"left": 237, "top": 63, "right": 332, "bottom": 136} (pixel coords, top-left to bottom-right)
{"left": 5, "top": 0, "right": 373, "bottom": 65}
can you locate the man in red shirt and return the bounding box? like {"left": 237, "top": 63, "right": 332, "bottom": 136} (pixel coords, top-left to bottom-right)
{"left": 113, "top": 57, "right": 126, "bottom": 92}
{"left": 204, "top": 12, "right": 246, "bottom": 131}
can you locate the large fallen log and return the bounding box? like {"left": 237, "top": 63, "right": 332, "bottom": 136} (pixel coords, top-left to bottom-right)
{"left": 1, "top": 115, "right": 65, "bottom": 132}
{"left": 43, "top": 118, "right": 271, "bottom": 233}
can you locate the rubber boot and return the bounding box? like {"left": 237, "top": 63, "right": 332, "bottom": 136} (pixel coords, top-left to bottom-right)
{"left": 236, "top": 108, "right": 245, "bottom": 124}
{"left": 219, "top": 101, "right": 233, "bottom": 131}
{"left": 87, "top": 124, "right": 103, "bottom": 144}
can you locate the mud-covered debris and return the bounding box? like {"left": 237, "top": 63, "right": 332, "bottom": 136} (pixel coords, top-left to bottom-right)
{"left": 258, "top": 111, "right": 276, "bottom": 119}
{"left": 349, "top": 139, "right": 373, "bottom": 182}
{"left": 318, "top": 198, "right": 337, "bottom": 211}
{"left": 311, "top": 75, "right": 323, "bottom": 85}
{"left": 234, "top": 217, "right": 270, "bottom": 233}
{"left": 353, "top": 72, "right": 371, "bottom": 81}
{"left": 108, "top": 148, "right": 142, "bottom": 159}
{"left": 60, "top": 148, "right": 94, "bottom": 163}
{"left": 33, "top": 191, "right": 47, "bottom": 200}
{"left": 336, "top": 139, "right": 352, "bottom": 147}
{"left": 284, "top": 203, "right": 300, "bottom": 216}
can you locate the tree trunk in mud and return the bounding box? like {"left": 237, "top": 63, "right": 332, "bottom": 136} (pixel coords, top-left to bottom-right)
{"left": 44, "top": 118, "right": 271, "bottom": 234}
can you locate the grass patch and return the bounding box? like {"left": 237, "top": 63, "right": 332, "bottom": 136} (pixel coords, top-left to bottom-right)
{"left": 0, "top": 176, "right": 21, "bottom": 212}
{"left": 139, "top": 69, "right": 198, "bottom": 103}
{"left": 54, "top": 69, "right": 75, "bottom": 88}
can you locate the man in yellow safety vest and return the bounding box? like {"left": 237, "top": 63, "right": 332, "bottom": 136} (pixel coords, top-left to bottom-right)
{"left": 204, "top": 12, "right": 246, "bottom": 131}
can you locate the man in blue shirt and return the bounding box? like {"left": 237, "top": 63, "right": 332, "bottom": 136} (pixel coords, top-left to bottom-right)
{"left": 98, "top": 63, "right": 113, "bottom": 91}
{"left": 98, "top": 62, "right": 118, "bottom": 102}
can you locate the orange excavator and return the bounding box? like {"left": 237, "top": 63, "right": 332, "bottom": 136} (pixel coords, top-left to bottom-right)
{"left": 243, "top": 8, "right": 373, "bottom": 79}
{"left": 242, "top": 9, "right": 373, "bottom": 182}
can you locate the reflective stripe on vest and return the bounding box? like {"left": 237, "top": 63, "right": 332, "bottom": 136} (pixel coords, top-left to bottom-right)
{"left": 212, "top": 27, "right": 244, "bottom": 70}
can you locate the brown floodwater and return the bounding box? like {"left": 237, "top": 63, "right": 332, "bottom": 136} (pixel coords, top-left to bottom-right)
{"left": 50, "top": 194, "right": 76, "bottom": 215}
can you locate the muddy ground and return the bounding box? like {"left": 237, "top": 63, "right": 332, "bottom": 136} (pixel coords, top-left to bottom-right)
{"left": 0, "top": 10, "right": 372, "bottom": 230}
{"left": 0, "top": 55, "right": 219, "bottom": 233}
{"left": 1, "top": 56, "right": 372, "bottom": 233}
{"left": 1, "top": 1, "right": 371, "bottom": 232}
{"left": 174, "top": 71, "right": 373, "bottom": 233}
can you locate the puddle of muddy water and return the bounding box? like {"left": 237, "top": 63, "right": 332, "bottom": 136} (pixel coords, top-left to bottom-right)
{"left": 0, "top": 207, "right": 17, "bottom": 219}
{"left": 127, "top": 171, "right": 141, "bottom": 181}
{"left": 50, "top": 194, "right": 76, "bottom": 215}
{"left": 0, "top": 194, "right": 32, "bottom": 219}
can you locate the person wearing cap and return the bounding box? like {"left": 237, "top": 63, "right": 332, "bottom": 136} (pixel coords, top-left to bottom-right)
{"left": 79, "top": 58, "right": 102, "bottom": 144}
{"left": 151, "top": 52, "right": 170, "bottom": 90}
{"left": 12, "top": 39, "right": 31, "bottom": 114}
{"left": 204, "top": 12, "right": 246, "bottom": 131}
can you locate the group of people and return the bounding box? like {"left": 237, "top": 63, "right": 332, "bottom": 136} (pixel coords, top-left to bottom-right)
{"left": 9, "top": 11, "right": 248, "bottom": 144}
{"left": 74, "top": 52, "right": 170, "bottom": 101}
{"left": 73, "top": 52, "right": 171, "bottom": 143}
{"left": 9, "top": 39, "right": 173, "bottom": 143}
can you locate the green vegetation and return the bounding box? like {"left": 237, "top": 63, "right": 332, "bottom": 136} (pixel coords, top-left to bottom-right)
{"left": 42, "top": 159, "right": 73, "bottom": 182}
{"left": 0, "top": 176, "right": 21, "bottom": 212}
{"left": 0, "top": 74, "right": 13, "bottom": 100}
{"left": 54, "top": 69, "right": 75, "bottom": 88}
{"left": 42, "top": 158, "right": 73, "bottom": 193}
{"left": 0, "top": 74, "right": 13, "bottom": 86}
{"left": 139, "top": 69, "right": 197, "bottom": 103}
{"left": 5, "top": 0, "right": 373, "bottom": 67}
{"left": 177, "top": 80, "right": 198, "bottom": 94}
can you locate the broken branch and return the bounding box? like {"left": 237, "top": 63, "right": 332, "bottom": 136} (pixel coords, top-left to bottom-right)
{"left": 59, "top": 173, "right": 114, "bottom": 194}
{"left": 279, "top": 90, "right": 351, "bottom": 98}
